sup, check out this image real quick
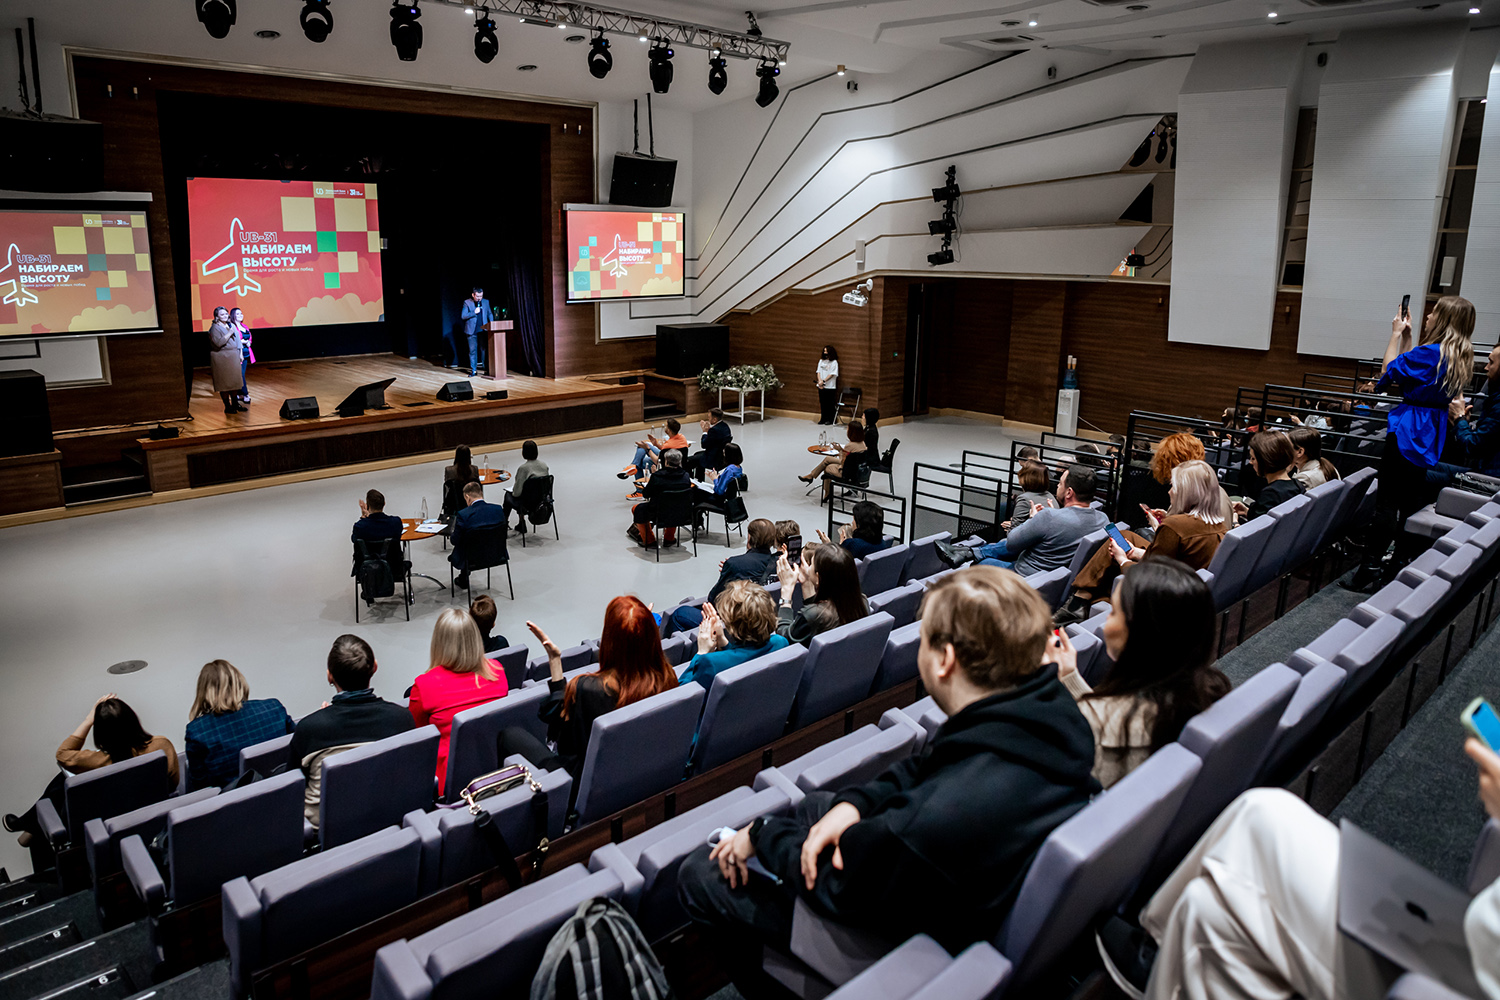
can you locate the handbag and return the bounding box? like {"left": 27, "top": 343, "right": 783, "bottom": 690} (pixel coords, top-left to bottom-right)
{"left": 443, "top": 763, "right": 551, "bottom": 889}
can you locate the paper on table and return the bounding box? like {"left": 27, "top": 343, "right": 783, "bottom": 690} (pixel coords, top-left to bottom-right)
{"left": 416, "top": 521, "right": 447, "bottom": 533}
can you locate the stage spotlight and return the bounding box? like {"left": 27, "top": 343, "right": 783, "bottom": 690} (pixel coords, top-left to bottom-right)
{"left": 755, "top": 60, "right": 780, "bottom": 107}
{"left": 196, "top": 0, "right": 236, "bottom": 38}
{"left": 473, "top": 11, "right": 498, "bottom": 62}
{"left": 299, "top": 0, "right": 332, "bottom": 41}
{"left": 1128, "top": 132, "right": 1153, "bottom": 167}
{"left": 587, "top": 30, "right": 612, "bottom": 78}
{"left": 927, "top": 248, "right": 954, "bottom": 266}
{"left": 389, "top": 1, "right": 422, "bottom": 60}
{"left": 746, "top": 11, "right": 763, "bottom": 36}
{"left": 928, "top": 214, "right": 955, "bottom": 236}
{"left": 648, "top": 39, "right": 674, "bottom": 93}
{"left": 708, "top": 54, "right": 727, "bottom": 94}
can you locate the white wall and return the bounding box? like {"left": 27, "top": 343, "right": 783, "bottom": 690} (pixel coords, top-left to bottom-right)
{"left": 1464, "top": 50, "right": 1500, "bottom": 345}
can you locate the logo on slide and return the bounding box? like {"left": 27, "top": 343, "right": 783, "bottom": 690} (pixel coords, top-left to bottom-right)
{"left": 598, "top": 234, "right": 631, "bottom": 279}
{"left": 201, "top": 218, "right": 263, "bottom": 297}
{"left": 0, "top": 243, "right": 39, "bottom": 308}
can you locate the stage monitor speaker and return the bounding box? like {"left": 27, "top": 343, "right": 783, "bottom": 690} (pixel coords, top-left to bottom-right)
{"left": 438, "top": 381, "right": 474, "bottom": 402}
{"left": 656, "top": 323, "right": 730, "bottom": 379}
{"left": 0, "top": 369, "right": 53, "bottom": 458}
{"left": 0, "top": 111, "right": 104, "bottom": 192}
{"left": 280, "top": 396, "right": 321, "bottom": 420}
{"left": 484, "top": 389, "right": 508, "bottom": 400}
{"left": 608, "top": 152, "right": 677, "bottom": 208}
{"left": 334, "top": 378, "right": 396, "bottom": 417}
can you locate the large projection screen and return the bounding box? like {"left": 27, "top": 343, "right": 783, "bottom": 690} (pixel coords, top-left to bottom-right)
{"left": 565, "top": 205, "right": 685, "bottom": 303}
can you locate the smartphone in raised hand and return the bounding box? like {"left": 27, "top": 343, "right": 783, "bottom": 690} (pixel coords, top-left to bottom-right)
{"left": 1462, "top": 697, "right": 1500, "bottom": 752}
{"left": 1400, "top": 294, "right": 1411, "bottom": 320}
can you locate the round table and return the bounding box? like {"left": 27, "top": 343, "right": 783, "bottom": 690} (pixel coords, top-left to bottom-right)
{"left": 401, "top": 517, "right": 450, "bottom": 590}
{"left": 807, "top": 445, "right": 841, "bottom": 457}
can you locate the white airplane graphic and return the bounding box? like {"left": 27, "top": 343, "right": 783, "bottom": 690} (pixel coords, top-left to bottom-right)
{"left": 201, "top": 217, "right": 262, "bottom": 297}
{"left": 0, "top": 243, "right": 39, "bottom": 308}
{"left": 597, "top": 234, "right": 631, "bottom": 279}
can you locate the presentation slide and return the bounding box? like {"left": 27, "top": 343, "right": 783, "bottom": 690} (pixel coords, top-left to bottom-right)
{"left": 0, "top": 209, "right": 160, "bottom": 339}
{"left": 185, "top": 178, "right": 384, "bottom": 332}
{"left": 566, "top": 209, "right": 684, "bottom": 302}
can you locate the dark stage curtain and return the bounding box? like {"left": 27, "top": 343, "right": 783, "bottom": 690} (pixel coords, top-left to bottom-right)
{"left": 506, "top": 252, "right": 546, "bottom": 377}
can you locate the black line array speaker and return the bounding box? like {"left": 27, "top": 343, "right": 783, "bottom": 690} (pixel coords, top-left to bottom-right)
{"left": 608, "top": 153, "right": 677, "bottom": 208}
{"left": 0, "top": 369, "right": 53, "bottom": 458}
{"left": 279, "top": 396, "right": 321, "bottom": 420}
{"left": 438, "top": 381, "right": 474, "bottom": 402}
{"left": 0, "top": 111, "right": 104, "bottom": 192}
{"left": 656, "top": 323, "right": 730, "bottom": 379}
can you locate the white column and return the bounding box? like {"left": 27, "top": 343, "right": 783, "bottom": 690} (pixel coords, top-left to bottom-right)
{"left": 1464, "top": 52, "right": 1500, "bottom": 346}
{"left": 1168, "top": 38, "right": 1304, "bottom": 350}
{"left": 1298, "top": 24, "right": 1467, "bottom": 358}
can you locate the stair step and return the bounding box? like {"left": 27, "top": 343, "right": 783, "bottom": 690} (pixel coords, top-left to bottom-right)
{"left": 0, "top": 920, "right": 153, "bottom": 1000}
{"left": 61, "top": 461, "right": 151, "bottom": 505}
{"left": 643, "top": 395, "right": 683, "bottom": 418}
{"left": 0, "top": 894, "right": 100, "bottom": 952}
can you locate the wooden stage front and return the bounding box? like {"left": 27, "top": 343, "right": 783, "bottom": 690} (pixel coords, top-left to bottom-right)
{"left": 140, "top": 355, "right": 644, "bottom": 492}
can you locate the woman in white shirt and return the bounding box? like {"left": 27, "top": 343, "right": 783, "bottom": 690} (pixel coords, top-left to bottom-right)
{"left": 815, "top": 345, "right": 839, "bottom": 425}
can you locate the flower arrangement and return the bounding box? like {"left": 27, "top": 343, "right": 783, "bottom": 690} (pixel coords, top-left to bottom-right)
{"left": 696, "top": 363, "right": 783, "bottom": 392}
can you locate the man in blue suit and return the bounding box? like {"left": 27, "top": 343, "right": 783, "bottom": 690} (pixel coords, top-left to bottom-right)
{"left": 449, "top": 481, "right": 508, "bottom": 589}
{"left": 458, "top": 287, "right": 493, "bottom": 377}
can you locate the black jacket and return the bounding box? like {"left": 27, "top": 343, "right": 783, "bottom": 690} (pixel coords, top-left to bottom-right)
{"left": 700, "top": 421, "right": 733, "bottom": 469}
{"left": 751, "top": 666, "right": 1099, "bottom": 951}
{"left": 707, "top": 548, "right": 778, "bottom": 603}
{"left": 643, "top": 465, "right": 692, "bottom": 499}
{"left": 1245, "top": 476, "right": 1305, "bottom": 522}
{"left": 538, "top": 674, "right": 618, "bottom": 775}
{"left": 287, "top": 688, "right": 415, "bottom": 772}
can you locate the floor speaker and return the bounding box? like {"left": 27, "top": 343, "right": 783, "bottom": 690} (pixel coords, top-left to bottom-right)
{"left": 438, "top": 381, "right": 474, "bottom": 402}
{"left": 656, "top": 323, "right": 730, "bottom": 379}
{"left": 608, "top": 153, "right": 677, "bottom": 208}
{"left": 279, "top": 396, "right": 321, "bottom": 420}
{"left": 0, "top": 369, "right": 53, "bottom": 457}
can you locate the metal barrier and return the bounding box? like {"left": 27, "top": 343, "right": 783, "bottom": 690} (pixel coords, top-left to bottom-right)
{"left": 1012, "top": 439, "right": 1120, "bottom": 520}
{"left": 1233, "top": 384, "right": 1391, "bottom": 475}
{"left": 1120, "top": 412, "right": 1252, "bottom": 529}
{"left": 826, "top": 484, "right": 908, "bottom": 544}
{"left": 910, "top": 460, "right": 1009, "bottom": 542}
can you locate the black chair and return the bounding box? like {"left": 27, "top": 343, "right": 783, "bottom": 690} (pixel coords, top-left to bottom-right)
{"left": 868, "top": 438, "right": 900, "bottom": 493}
{"left": 354, "top": 537, "right": 411, "bottom": 623}
{"left": 822, "top": 448, "right": 872, "bottom": 506}
{"left": 450, "top": 523, "right": 513, "bottom": 601}
{"left": 511, "top": 474, "right": 559, "bottom": 548}
{"left": 647, "top": 488, "right": 699, "bottom": 561}
{"left": 697, "top": 477, "right": 749, "bottom": 546}
{"left": 834, "top": 386, "right": 863, "bottom": 425}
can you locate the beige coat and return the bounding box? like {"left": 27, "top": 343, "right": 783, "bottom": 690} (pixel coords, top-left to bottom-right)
{"left": 208, "top": 321, "right": 243, "bottom": 392}
{"left": 1061, "top": 669, "right": 1155, "bottom": 788}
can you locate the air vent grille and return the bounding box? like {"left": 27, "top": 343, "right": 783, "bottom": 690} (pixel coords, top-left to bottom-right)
{"left": 980, "top": 34, "right": 1038, "bottom": 45}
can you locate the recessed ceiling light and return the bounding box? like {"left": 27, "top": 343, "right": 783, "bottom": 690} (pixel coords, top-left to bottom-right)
{"left": 558, "top": 22, "right": 568, "bottom": 28}
{"left": 1267, "top": 10, "right": 1278, "bottom": 16}
{"left": 836, "top": 64, "right": 846, "bottom": 75}
{"left": 517, "top": 63, "right": 537, "bottom": 70}
{"left": 464, "top": 6, "right": 473, "bottom": 11}
{"left": 565, "top": 33, "right": 585, "bottom": 42}
{"left": 255, "top": 28, "right": 280, "bottom": 38}
{"left": 1028, "top": 19, "right": 1038, "bottom": 25}
{"left": 1470, "top": 3, "right": 1481, "bottom": 12}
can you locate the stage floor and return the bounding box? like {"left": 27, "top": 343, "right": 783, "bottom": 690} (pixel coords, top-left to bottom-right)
{"left": 184, "top": 354, "right": 608, "bottom": 436}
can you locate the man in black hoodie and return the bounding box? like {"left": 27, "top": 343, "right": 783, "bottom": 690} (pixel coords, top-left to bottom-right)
{"left": 678, "top": 566, "right": 1098, "bottom": 996}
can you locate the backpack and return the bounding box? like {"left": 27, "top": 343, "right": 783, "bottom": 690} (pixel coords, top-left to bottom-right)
{"left": 530, "top": 897, "right": 674, "bottom": 1000}
{"left": 356, "top": 541, "right": 396, "bottom": 601}
{"left": 529, "top": 497, "right": 554, "bottom": 525}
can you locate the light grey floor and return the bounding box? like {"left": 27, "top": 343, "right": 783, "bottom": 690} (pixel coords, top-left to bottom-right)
{"left": 0, "top": 412, "right": 1031, "bottom": 876}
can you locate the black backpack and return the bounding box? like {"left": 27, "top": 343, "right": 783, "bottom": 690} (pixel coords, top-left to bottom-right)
{"left": 355, "top": 539, "right": 396, "bottom": 601}
{"left": 531, "top": 897, "right": 673, "bottom": 1000}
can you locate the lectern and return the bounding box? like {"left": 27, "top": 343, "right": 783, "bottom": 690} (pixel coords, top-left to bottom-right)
{"left": 485, "top": 321, "right": 514, "bottom": 379}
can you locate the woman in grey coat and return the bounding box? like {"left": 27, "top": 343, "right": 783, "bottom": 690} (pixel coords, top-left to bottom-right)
{"left": 207, "top": 306, "right": 244, "bottom": 415}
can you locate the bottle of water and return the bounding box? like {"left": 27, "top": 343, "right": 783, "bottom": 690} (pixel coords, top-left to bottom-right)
{"left": 420, "top": 497, "right": 429, "bottom": 521}
{"left": 481, "top": 454, "right": 490, "bottom": 478}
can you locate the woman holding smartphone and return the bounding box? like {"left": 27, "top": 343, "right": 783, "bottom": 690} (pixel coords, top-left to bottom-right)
{"left": 1346, "top": 295, "right": 1475, "bottom": 592}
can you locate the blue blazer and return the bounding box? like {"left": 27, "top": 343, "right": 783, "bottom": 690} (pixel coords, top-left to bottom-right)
{"left": 185, "top": 698, "right": 295, "bottom": 789}
{"left": 450, "top": 499, "right": 509, "bottom": 568}
{"left": 461, "top": 298, "right": 494, "bottom": 336}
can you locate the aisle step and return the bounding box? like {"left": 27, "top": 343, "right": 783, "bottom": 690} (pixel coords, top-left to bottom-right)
{"left": 0, "top": 920, "right": 153, "bottom": 1000}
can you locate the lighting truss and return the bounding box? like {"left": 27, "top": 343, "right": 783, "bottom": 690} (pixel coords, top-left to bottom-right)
{"left": 422, "top": 0, "right": 791, "bottom": 63}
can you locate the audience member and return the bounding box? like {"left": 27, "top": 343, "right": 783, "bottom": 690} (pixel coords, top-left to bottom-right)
{"left": 468, "top": 595, "right": 510, "bottom": 652}
{"left": 661, "top": 519, "right": 782, "bottom": 637}
{"left": 1215, "top": 407, "right": 1240, "bottom": 441}
{"left": 680, "top": 582, "right": 790, "bottom": 689}
{"left": 442, "top": 444, "right": 480, "bottom": 518}
{"left": 1098, "top": 738, "right": 1500, "bottom": 999}
{"left": 815, "top": 345, "right": 840, "bottom": 425}
{"left": 7, "top": 694, "right": 180, "bottom": 852}
{"left": 689, "top": 408, "right": 733, "bottom": 479}
{"left": 1150, "top": 432, "right": 1206, "bottom": 487}
{"left": 840, "top": 500, "right": 894, "bottom": 558}
{"left": 619, "top": 418, "right": 689, "bottom": 484}
{"left": 677, "top": 567, "right": 1099, "bottom": 994}
{"left": 1243, "top": 407, "right": 1264, "bottom": 433}
{"left": 503, "top": 439, "right": 548, "bottom": 530}
{"left": 185, "top": 660, "right": 293, "bottom": 789}
{"left": 288, "top": 634, "right": 414, "bottom": 826}
{"left": 352, "top": 489, "right": 404, "bottom": 570}
{"left": 1016, "top": 445, "right": 1039, "bottom": 461}
{"left": 939, "top": 464, "right": 1108, "bottom": 574}
{"left": 629, "top": 448, "right": 693, "bottom": 548}
{"left": 1232, "top": 431, "right": 1305, "bottom": 524}
{"left": 774, "top": 519, "right": 801, "bottom": 552}
{"left": 696, "top": 443, "right": 746, "bottom": 520}
{"left": 775, "top": 542, "right": 869, "bottom": 645}
{"left": 1449, "top": 342, "right": 1500, "bottom": 476}
{"left": 408, "top": 609, "right": 509, "bottom": 795}
{"left": 862, "top": 408, "right": 881, "bottom": 461}
{"left": 800, "top": 420, "right": 867, "bottom": 497}
{"left": 449, "top": 481, "right": 508, "bottom": 589}
{"left": 1058, "top": 460, "right": 1227, "bottom": 620}
{"left": 497, "top": 599, "right": 677, "bottom": 779}
{"left": 1004, "top": 459, "right": 1056, "bottom": 532}
{"left": 1047, "top": 558, "right": 1229, "bottom": 788}
{"left": 1289, "top": 427, "right": 1340, "bottom": 489}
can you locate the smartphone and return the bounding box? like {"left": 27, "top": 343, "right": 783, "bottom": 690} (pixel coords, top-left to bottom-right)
{"left": 785, "top": 533, "right": 803, "bottom": 563}
{"left": 1104, "top": 523, "right": 1132, "bottom": 554}
{"left": 1401, "top": 293, "right": 1411, "bottom": 319}
{"left": 1462, "top": 697, "right": 1500, "bottom": 751}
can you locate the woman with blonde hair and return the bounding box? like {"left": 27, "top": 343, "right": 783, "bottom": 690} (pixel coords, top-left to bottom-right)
{"left": 408, "top": 608, "right": 508, "bottom": 794}
{"left": 185, "top": 660, "right": 292, "bottom": 789}
{"left": 1347, "top": 295, "right": 1476, "bottom": 591}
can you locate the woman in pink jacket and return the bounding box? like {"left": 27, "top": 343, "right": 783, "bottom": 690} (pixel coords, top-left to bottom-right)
{"left": 408, "top": 608, "right": 509, "bottom": 795}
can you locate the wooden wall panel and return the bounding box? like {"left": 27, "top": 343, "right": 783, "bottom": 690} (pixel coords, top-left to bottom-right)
{"left": 930, "top": 279, "right": 1011, "bottom": 415}
{"left": 1005, "top": 283, "right": 1067, "bottom": 426}
{"left": 723, "top": 286, "right": 882, "bottom": 414}
{"left": 876, "top": 277, "right": 911, "bottom": 420}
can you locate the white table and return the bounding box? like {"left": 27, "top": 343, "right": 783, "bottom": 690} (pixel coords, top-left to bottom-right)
{"left": 717, "top": 385, "right": 766, "bottom": 423}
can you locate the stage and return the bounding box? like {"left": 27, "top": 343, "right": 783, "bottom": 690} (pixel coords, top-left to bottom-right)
{"left": 138, "top": 354, "right": 645, "bottom": 493}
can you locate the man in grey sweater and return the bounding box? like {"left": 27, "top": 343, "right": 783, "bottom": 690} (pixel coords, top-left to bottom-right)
{"left": 939, "top": 463, "right": 1108, "bottom": 576}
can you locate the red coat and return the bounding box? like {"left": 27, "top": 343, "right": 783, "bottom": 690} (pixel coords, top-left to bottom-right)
{"left": 408, "top": 663, "right": 509, "bottom": 794}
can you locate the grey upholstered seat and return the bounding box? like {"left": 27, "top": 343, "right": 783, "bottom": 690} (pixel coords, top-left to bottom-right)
{"left": 570, "top": 682, "right": 707, "bottom": 825}
{"left": 788, "top": 612, "right": 895, "bottom": 730}
{"left": 319, "top": 725, "right": 440, "bottom": 849}
{"left": 871, "top": 621, "right": 921, "bottom": 693}
{"left": 690, "top": 644, "right": 806, "bottom": 773}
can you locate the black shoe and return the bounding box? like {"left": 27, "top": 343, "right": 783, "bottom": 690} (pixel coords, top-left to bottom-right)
{"left": 1095, "top": 916, "right": 1154, "bottom": 1000}
{"left": 934, "top": 540, "right": 976, "bottom": 569}
{"left": 627, "top": 524, "right": 642, "bottom": 545}
{"left": 2, "top": 814, "right": 19, "bottom": 833}
{"left": 1340, "top": 566, "right": 1384, "bottom": 594}
{"left": 453, "top": 574, "right": 469, "bottom": 589}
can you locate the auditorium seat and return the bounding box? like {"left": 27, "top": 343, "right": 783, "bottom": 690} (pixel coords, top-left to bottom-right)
{"left": 870, "top": 621, "right": 921, "bottom": 694}
{"left": 787, "top": 613, "right": 895, "bottom": 731}
{"left": 689, "top": 644, "right": 806, "bottom": 774}
{"left": 1403, "top": 487, "right": 1499, "bottom": 541}
{"left": 1385, "top": 972, "right": 1471, "bottom": 1000}
{"left": 1329, "top": 466, "right": 1376, "bottom": 540}
{"left": 319, "top": 726, "right": 440, "bottom": 849}
{"left": 404, "top": 756, "right": 572, "bottom": 891}
{"left": 490, "top": 643, "right": 529, "bottom": 690}
{"left": 868, "top": 581, "right": 924, "bottom": 629}
{"left": 441, "top": 685, "right": 553, "bottom": 803}
{"left": 1434, "top": 520, "right": 1482, "bottom": 555}
{"left": 858, "top": 543, "right": 910, "bottom": 596}
{"left": 568, "top": 683, "right": 706, "bottom": 826}
{"left": 37, "top": 750, "right": 172, "bottom": 855}
{"left": 822, "top": 935, "right": 1011, "bottom": 1000}
{"left": 588, "top": 784, "right": 795, "bottom": 938}
{"left": 1352, "top": 575, "right": 1450, "bottom": 638}
{"left": 1060, "top": 528, "right": 1112, "bottom": 594}
{"left": 1287, "top": 478, "right": 1347, "bottom": 563}
{"left": 239, "top": 734, "right": 294, "bottom": 779}
{"left": 661, "top": 633, "right": 693, "bottom": 666}
{"left": 900, "top": 532, "right": 952, "bottom": 584}
{"left": 224, "top": 825, "right": 426, "bottom": 997}
{"left": 1258, "top": 661, "right": 1347, "bottom": 786}
{"left": 1200, "top": 515, "right": 1275, "bottom": 613}
{"left": 1324, "top": 614, "right": 1412, "bottom": 722}
{"left": 525, "top": 642, "right": 595, "bottom": 683}
{"left": 84, "top": 786, "right": 217, "bottom": 886}
{"left": 1067, "top": 625, "right": 1107, "bottom": 686}
{"left": 1397, "top": 546, "right": 1451, "bottom": 586}
{"left": 1025, "top": 565, "right": 1071, "bottom": 611}
{"left": 1287, "top": 617, "right": 1368, "bottom": 674}
{"left": 753, "top": 716, "right": 917, "bottom": 806}
{"left": 368, "top": 864, "right": 625, "bottom": 1000}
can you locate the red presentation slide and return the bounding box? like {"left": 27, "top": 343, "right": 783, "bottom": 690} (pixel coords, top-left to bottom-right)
{"left": 567, "top": 209, "right": 684, "bottom": 301}
{"left": 185, "top": 177, "right": 385, "bottom": 332}
{"left": 0, "top": 209, "right": 160, "bottom": 339}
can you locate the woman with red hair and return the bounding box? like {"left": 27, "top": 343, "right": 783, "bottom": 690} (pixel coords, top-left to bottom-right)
{"left": 497, "top": 596, "right": 678, "bottom": 777}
